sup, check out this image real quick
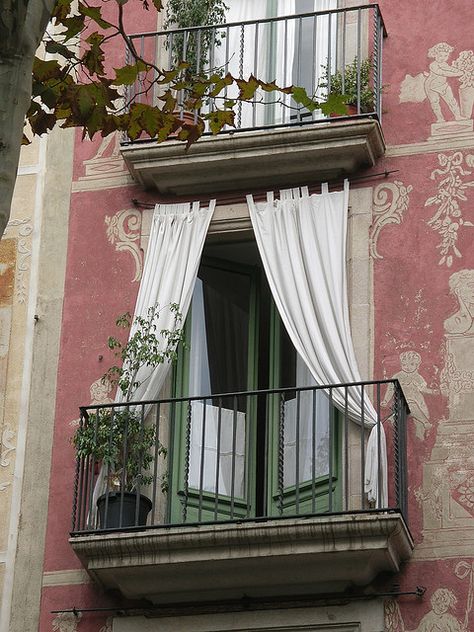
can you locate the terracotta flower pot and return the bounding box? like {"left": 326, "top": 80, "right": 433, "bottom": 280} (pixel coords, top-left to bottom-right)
{"left": 329, "top": 103, "right": 359, "bottom": 118}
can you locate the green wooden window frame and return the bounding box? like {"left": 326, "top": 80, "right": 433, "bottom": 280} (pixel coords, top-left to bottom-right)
{"left": 168, "top": 252, "right": 342, "bottom": 523}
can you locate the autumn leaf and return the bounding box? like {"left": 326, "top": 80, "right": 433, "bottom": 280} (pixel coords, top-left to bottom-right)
{"left": 29, "top": 109, "right": 57, "bottom": 136}
{"left": 112, "top": 61, "right": 149, "bottom": 86}
{"left": 140, "top": 106, "right": 163, "bottom": 138}
{"left": 209, "top": 74, "right": 233, "bottom": 97}
{"left": 260, "top": 80, "right": 283, "bottom": 93}
{"left": 83, "top": 106, "right": 108, "bottom": 138}
{"left": 78, "top": 3, "right": 113, "bottom": 29}
{"left": 45, "top": 40, "right": 75, "bottom": 60}
{"left": 207, "top": 109, "right": 235, "bottom": 135}
{"left": 291, "top": 86, "right": 317, "bottom": 112}
{"left": 236, "top": 76, "right": 259, "bottom": 101}
{"left": 59, "top": 15, "right": 85, "bottom": 41}
{"left": 82, "top": 33, "right": 106, "bottom": 76}
{"left": 319, "top": 92, "right": 349, "bottom": 116}
{"left": 33, "top": 58, "right": 63, "bottom": 82}
{"left": 76, "top": 86, "right": 96, "bottom": 119}
{"left": 51, "top": 0, "right": 73, "bottom": 21}
{"left": 158, "top": 90, "right": 177, "bottom": 113}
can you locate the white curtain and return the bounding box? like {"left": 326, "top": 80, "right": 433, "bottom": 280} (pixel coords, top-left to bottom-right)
{"left": 117, "top": 201, "right": 216, "bottom": 404}
{"left": 212, "top": 0, "right": 338, "bottom": 127}
{"left": 247, "top": 182, "right": 387, "bottom": 506}
{"left": 212, "top": 1, "right": 295, "bottom": 127}
{"left": 90, "top": 201, "right": 215, "bottom": 523}
{"left": 312, "top": 0, "right": 338, "bottom": 104}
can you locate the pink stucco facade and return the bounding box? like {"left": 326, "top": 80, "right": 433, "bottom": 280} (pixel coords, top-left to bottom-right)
{"left": 36, "top": 2, "right": 474, "bottom": 631}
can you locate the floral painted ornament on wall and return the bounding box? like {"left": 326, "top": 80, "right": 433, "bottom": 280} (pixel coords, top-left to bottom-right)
{"left": 425, "top": 152, "right": 474, "bottom": 267}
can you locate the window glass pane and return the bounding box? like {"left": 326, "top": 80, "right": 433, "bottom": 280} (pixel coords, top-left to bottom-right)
{"left": 188, "top": 264, "right": 251, "bottom": 498}
{"left": 279, "top": 326, "right": 330, "bottom": 487}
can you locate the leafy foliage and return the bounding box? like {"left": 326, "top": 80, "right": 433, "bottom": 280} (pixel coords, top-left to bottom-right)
{"left": 105, "top": 302, "right": 184, "bottom": 401}
{"left": 164, "top": 0, "right": 228, "bottom": 77}
{"left": 320, "top": 58, "right": 377, "bottom": 113}
{"left": 24, "top": 0, "right": 343, "bottom": 145}
{"left": 74, "top": 303, "right": 184, "bottom": 493}
{"left": 74, "top": 407, "right": 163, "bottom": 491}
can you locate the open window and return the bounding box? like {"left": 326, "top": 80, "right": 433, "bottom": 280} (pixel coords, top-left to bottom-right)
{"left": 169, "top": 241, "right": 341, "bottom": 523}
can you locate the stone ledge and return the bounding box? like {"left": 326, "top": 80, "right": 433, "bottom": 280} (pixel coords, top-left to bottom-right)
{"left": 120, "top": 119, "right": 385, "bottom": 196}
{"left": 70, "top": 512, "right": 412, "bottom": 604}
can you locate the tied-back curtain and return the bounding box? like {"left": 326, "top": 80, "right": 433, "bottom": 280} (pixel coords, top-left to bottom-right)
{"left": 247, "top": 182, "right": 387, "bottom": 506}
{"left": 90, "top": 201, "right": 215, "bottom": 525}
{"left": 117, "top": 200, "right": 216, "bottom": 404}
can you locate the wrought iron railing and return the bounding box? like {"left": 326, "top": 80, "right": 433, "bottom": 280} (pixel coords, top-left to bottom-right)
{"left": 123, "top": 4, "right": 386, "bottom": 137}
{"left": 71, "top": 379, "right": 408, "bottom": 534}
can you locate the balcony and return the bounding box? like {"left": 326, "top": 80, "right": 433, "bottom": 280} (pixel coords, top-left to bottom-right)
{"left": 120, "top": 5, "right": 386, "bottom": 195}
{"left": 70, "top": 380, "right": 413, "bottom": 604}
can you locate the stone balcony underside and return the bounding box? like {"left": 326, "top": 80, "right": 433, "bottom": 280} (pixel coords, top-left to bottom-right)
{"left": 70, "top": 512, "right": 413, "bottom": 604}
{"left": 120, "top": 118, "right": 385, "bottom": 195}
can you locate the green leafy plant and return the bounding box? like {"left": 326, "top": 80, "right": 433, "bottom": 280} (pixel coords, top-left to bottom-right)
{"left": 74, "top": 407, "right": 163, "bottom": 491}
{"left": 320, "top": 58, "right": 377, "bottom": 113}
{"left": 73, "top": 303, "right": 184, "bottom": 493}
{"left": 105, "top": 302, "right": 183, "bottom": 401}
{"left": 164, "top": 0, "right": 229, "bottom": 78}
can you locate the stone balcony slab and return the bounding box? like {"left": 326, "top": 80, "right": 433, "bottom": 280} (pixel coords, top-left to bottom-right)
{"left": 120, "top": 118, "right": 385, "bottom": 195}
{"left": 70, "top": 511, "right": 412, "bottom": 604}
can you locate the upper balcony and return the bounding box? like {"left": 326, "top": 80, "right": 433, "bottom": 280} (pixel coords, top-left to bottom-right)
{"left": 70, "top": 379, "right": 413, "bottom": 605}
{"left": 120, "top": 4, "right": 386, "bottom": 195}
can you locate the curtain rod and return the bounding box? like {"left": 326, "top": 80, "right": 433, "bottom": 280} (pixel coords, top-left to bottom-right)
{"left": 50, "top": 585, "right": 424, "bottom": 617}
{"left": 131, "top": 169, "right": 399, "bottom": 210}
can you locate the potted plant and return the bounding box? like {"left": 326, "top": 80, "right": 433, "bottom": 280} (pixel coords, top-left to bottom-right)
{"left": 321, "top": 57, "right": 377, "bottom": 115}
{"left": 164, "top": 0, "right": 229, "bottom": 78}
{"left": 74, "top": 303, "right": 184, "bottom": 528}
{"left": 164, "top": 0, "right": 228, "bottom": 127}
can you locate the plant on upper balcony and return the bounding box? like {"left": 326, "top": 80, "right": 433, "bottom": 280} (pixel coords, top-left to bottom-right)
{"left": 73, "top": 304, "right": 184, "bottom": 523}
{"left": 164, "top": 0, "right": 229, "bottom": 79}
{"left": 320, "top": 58, "right": 378, "bottom": 114}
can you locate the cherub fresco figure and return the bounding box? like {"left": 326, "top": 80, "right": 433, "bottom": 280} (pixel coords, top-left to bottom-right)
{"left": 399, "top": 42, "right": 471, "bottom": 125}
{"left": 382, "top": 351, "right": 436, "bottom": 440}
{"left": 424, "top": 43, "right": 463, "bottom": 122}
{"left": 444, "top": 269, "right": 474, "bottom": 335}
{"left": 385, "top": 589, "right": 466, "bottom": 632}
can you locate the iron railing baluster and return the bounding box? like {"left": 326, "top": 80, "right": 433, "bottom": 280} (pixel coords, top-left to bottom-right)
{"left": 328, "top": 389, "right": 334, "bottom": 513}
{"left": 230, "top": 395, "right": 237, "bottom": 519}
{"left": 295, "top": 389, "right": 301, "bottom": 514}
{"left": 198, "top": 398, "right": 207, "bottom": 523}
{"left": 278, "top": 392, "right": 285, "bottom": 516}
{"left": 344, "top": 386, "right": 349, "bottom": 512}
{"left": 214, "top": 397, "right": 222, "bottom": 521}
{"left": 311, "top": 388, "right": 317, "bottom": 513}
